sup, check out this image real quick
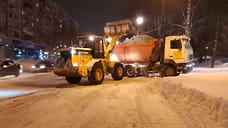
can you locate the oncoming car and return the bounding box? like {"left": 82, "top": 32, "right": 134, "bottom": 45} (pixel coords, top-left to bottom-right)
{"left": 0, "top": 60, "right": 21, "bottom": 77}
{"left": 32, "top": 60, "right": 54, "bottom": 73}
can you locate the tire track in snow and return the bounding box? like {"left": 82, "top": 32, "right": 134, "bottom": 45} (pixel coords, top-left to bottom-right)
{"left": 135, "top": 85, "right": 155, "bottom": 128}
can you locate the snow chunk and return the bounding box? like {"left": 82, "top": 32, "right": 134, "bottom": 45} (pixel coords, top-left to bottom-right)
{"left": 122, "top": 35, "right": 154, "bottom": 44}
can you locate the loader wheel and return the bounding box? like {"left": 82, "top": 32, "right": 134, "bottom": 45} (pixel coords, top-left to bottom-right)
{"left": 163, "top": 66, "right": 176, "bottom": 77}
{"left": 65, "top": 77, "right": 81, "bottom": 84}
{"left": 88, "top": 63, "right": 104, "bottom": 85}
{"left": 124, "top": 65, "right": 135, "bottom": 77}
{"left": 112, "top": 63, "right": 124, "bottom": 80}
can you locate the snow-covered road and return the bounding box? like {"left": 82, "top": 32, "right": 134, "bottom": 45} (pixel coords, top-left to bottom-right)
{"left": 0, "top": 66, "right": 227, "bottom": 128}
{"left": 1, "top": 66, "right": 228, "bottom": 100}
{"left": 0, "top": 75, "right": 188, "bottom": 128}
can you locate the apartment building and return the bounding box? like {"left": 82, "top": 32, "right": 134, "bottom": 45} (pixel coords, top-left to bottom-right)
{"left": 0, "top": 0, "right": 78, "bottom": 48}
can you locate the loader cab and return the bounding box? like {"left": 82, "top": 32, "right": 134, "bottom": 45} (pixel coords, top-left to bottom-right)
{"left": 77, "top": 36, "right": 105, "bottom": 59}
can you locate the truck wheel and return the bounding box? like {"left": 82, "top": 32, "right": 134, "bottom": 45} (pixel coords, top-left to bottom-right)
{"left": 163, "top": 66, "right": 176, "bottom": 76}
{"left": 88, "top": 63, "right": 104, "bottom": 85}
{"left": 124, "top": 65, "right": 135, "bottom": 77}
{"left": 65, "top": 77, "right": 81, "bottom": 84}
{"left": 112, "top": 63, "right": 124, "bottom": 80}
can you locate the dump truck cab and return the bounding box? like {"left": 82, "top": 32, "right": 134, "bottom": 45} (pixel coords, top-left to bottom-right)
{"left": 54, "top": 36, "right": 124, "bottom": 85}
{"left": 162, "top": 35, "right": 194, "bottom": 74}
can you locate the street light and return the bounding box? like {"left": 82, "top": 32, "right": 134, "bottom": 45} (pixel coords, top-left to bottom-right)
{"left": 136, "top": 17, "right": 144, "bottom": 25}
{"left": 89, "top": 36, "right": 94, "bottom": 41}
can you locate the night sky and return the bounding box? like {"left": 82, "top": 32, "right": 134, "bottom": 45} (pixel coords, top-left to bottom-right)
{"left": 59, "top": 0, "right": 125, "bottom": 35}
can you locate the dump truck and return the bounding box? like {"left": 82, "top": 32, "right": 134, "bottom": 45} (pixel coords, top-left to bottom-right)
{"left": 54, "top": 36, "right": 124, "bottom": 84}
{"left": 104, "top": 20, "right": 194, "bottom": 77}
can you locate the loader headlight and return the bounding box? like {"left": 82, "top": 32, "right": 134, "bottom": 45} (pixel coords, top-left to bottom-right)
{"left": 73, "top": 63, "right": 78, "bottom": 67}
{"left": 110, "top": 54, "right": 119, "bottom": 62}
{"left": 71, "top": 49, "right": 77, "bottom": 55}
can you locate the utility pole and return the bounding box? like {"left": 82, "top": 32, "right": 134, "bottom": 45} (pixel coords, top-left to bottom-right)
{"left": 211, "top": 16, "right": 220, "bottom": 68}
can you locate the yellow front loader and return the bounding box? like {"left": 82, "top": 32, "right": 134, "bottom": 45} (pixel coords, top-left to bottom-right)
{"left": 54, "top": 36, "right": 124, "bottom": 85}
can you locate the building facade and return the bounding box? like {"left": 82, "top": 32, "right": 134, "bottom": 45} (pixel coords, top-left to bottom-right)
{"left": 0, "top": 0, "right": 78, "bottom": 49}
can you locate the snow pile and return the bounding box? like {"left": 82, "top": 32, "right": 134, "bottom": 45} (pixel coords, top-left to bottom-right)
{"left": 160, "top": 81, "right": 228, "bottom": 128}
{"left": 195, "top": 57, "right": 228, "bottom": 68}
{"left": 122, "top": 35, "right": 153, "bottom": 44}
{"left": 190, "top": 67, "right": 228, "bottom": 74}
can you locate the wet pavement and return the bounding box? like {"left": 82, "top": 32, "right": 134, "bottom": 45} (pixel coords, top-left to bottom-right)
{"left": 0, "top": 89, "right": 38, "bottom": 99}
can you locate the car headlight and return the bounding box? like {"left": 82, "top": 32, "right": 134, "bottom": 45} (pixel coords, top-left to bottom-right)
{"left": 73, "top": 63, "right": 78, "bottom": 67}
{"left": 110, "top": 54, "right": 119, "bottom": 62}
{"left": 32, "top": 65, "right": 36, "bottom": 69}
{"left": 40, "top": 65, "right": 46, "bottom": 69}
{"left": 3, "top": 65, "right": 8, "bottom": 68}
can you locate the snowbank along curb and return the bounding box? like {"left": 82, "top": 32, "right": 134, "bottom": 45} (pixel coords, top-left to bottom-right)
{"left": 161, "top": 81, "right": 228, "bottom": 128}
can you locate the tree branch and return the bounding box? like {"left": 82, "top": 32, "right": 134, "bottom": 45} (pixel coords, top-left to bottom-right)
{"left": 191, "top": 0, "right": 201, "bottom": 22}
{"left": 192, "top": 15, "right": 216, "bottom": 27}
{"left": 172, "top": 24, "right": 185, "bottom": 29}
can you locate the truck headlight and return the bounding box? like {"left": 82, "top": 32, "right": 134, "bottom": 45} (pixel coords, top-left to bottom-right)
{"left": 186, "top": 63, "right": 193, "bottom": 68}
{"left": 110, "top": 54, "right": 119, "bottom": 62}
{"left": 32, "top": 65, "right": 36, "bottom": 69}
{"left": 73, "top": 63, "right": 78, "bottom": 67}
{"left": 192, "top": 62, "right": 195, "bottom": 67}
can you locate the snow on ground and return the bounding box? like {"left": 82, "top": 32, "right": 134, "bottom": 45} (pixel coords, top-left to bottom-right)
{"left": 168, "top": 60, "right": 228, "bottom": 99}
{"left": 0, "top": 77, "right": 189, "bottom": 128}
{"left": 0, "top": 58, "right": 228, "bottom": 128}
{"left": 160, "top": 60, "right": 228, "bottom": 128}
{"left": 160, "top": 79, "right": 226, "bottom": 128}
{"left": 0, "top": 73, "right": 55, "bottom": 100}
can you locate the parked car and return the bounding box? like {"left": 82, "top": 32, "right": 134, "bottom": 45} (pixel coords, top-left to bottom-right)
{"left": 0, "top": 60, "right": 21, "bottom": 77}
{"left": 32, "top": 60, "right": 53, "bottom": 73}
